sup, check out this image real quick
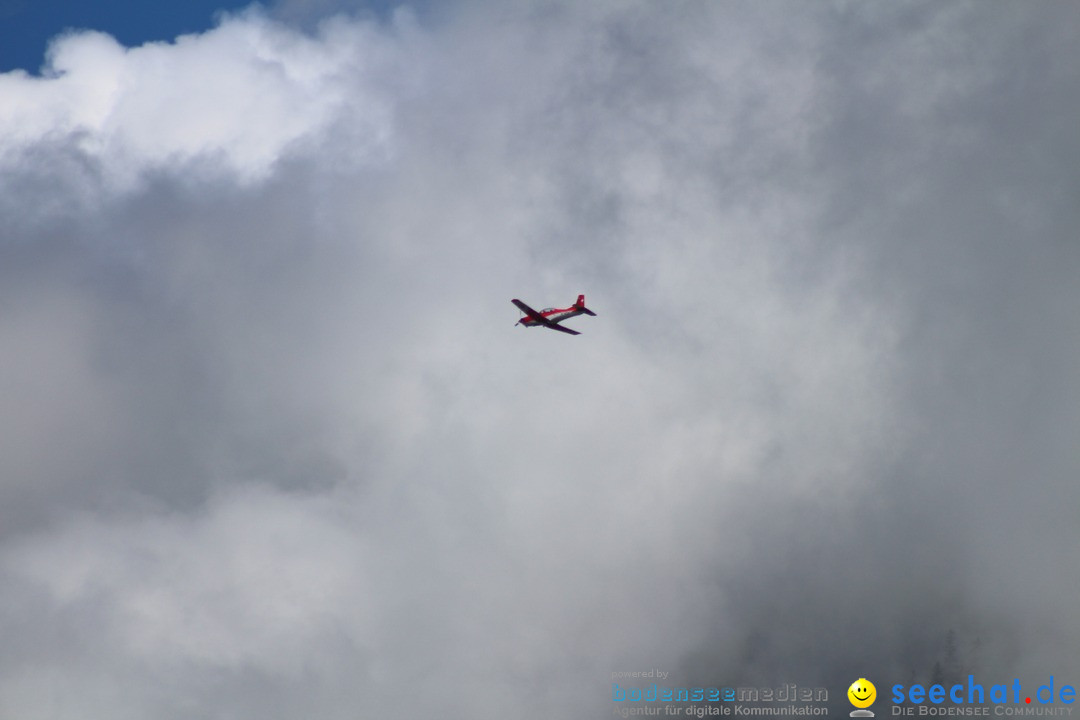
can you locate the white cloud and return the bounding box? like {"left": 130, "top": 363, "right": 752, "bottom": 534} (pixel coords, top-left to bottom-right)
{"left": 0, "top": 7, "right": 411, "bottom": 192}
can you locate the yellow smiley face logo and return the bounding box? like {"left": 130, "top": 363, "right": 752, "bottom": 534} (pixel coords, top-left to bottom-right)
{"left": 848, "top": 679, "right": 876, "bottom": 709}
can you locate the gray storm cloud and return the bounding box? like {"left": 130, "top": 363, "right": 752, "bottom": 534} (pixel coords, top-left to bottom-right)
{"left": 1, "top": 2, "right": 1078, "bottom": 718}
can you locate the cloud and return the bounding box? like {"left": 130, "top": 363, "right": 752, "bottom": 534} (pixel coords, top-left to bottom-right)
{"left": 0, "top": 6, "right": 409, "bottom": 194}
{"left": 1, "top": 1, "right": 1078, "bottom": 718}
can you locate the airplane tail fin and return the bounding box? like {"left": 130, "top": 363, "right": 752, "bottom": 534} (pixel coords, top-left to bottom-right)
{"left": 576, "top": 294, "right": 597, "bottom": 316}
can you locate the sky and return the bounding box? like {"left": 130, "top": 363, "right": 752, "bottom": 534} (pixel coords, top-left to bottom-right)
{"left": 0, "top": 0, "right": 242, "bottom": 73}
{"left": 0, "top": 0, "right": 405, "bottom": 72}
{"left": 1, "top": 1, "right": 1079, "bottom": 718}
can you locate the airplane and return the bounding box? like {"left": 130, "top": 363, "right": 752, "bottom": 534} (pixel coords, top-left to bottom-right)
{"left": 512, "top": 294, "right": 597, "bottom": 335}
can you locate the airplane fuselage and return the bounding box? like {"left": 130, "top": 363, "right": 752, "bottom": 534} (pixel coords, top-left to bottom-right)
{"left": 518, "top": 306, "right": 586, "bottom": 327}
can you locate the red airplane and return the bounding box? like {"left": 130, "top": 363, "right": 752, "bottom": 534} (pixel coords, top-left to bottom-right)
{"left": 512, "top": 294, "right": 597, "bottom": 335}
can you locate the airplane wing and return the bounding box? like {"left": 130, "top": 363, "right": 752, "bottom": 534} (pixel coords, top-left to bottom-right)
{"left": 544, "top": 322, "right": 580, "bottom": 336}
{"left": 511, "top": 299, "right": 546, "bottom": 323}
{"left": 511, "top": 299, "right": 581, "bottom": 335}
